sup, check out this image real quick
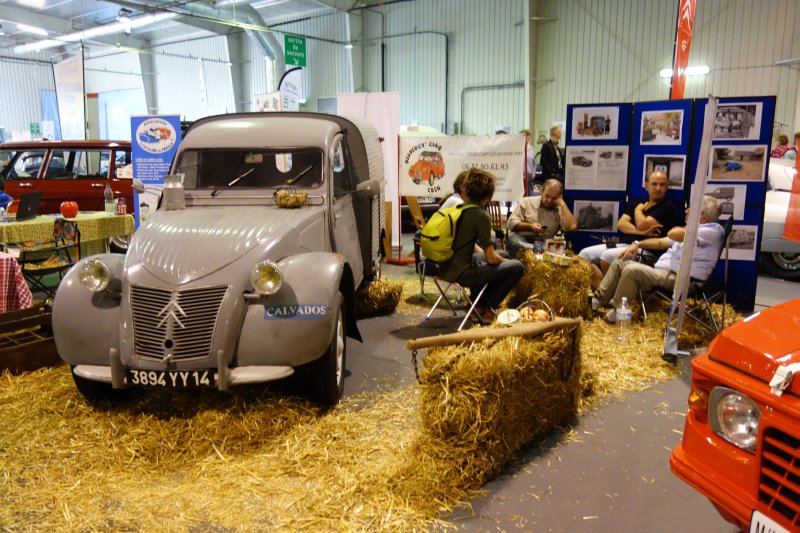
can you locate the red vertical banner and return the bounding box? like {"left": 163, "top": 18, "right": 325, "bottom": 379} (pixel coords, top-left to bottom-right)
{"left": 671, "top": 0, "right": 696, "bottom": 100}
{"left": 783, "top": 157, "right": 800, "bottom": 242}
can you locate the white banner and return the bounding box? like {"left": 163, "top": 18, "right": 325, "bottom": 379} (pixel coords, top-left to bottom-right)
{"left": 53, "top": 53, "right": 86, "bottom": 140}
{"left": 280, "top": 68, "right": 302, "bottom": 112}
{"left": 399, "top": 135, "right": 525, "bottom": 201}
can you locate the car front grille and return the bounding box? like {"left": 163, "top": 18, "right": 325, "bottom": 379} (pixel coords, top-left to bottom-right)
{"left": 758, "top": 426, "right": 800, "bottom": 529}
{"left": 130, "top": 285, "right": 228, "bottom": 362}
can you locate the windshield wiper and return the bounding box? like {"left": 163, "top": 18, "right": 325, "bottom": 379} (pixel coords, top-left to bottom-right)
{"left": 212, "top": 168, "right": 255, "bottom": 197}
{"left": 285, "top": 165, "right": 314, "bottom": 185}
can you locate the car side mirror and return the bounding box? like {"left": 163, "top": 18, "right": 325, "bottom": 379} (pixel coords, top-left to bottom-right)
{"left": 132, "top": 179, "right": 146, "bottom": 194}
{"left": 356, "top": 179, "right": 380, "bottom": 197}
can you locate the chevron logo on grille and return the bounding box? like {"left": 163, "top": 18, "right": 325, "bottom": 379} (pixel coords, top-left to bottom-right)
{"left": 156, "top": 298, "right": 187, "bottom": 329}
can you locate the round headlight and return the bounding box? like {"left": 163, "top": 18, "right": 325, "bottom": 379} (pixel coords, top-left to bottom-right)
{"left": 709, "top": 386, "right": 761, "bottom": 452}
{"left": 250, "top": 261, "right": 282, "bottom": 295}
{"left": 78, "top": 259, "right": 110, "bottom": 292}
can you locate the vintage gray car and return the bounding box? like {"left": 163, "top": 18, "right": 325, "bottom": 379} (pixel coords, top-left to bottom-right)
{"left": 53, "top": 112, "right": 385, "bottom": 405}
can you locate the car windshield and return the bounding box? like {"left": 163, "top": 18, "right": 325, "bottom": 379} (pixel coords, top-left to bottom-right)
{"left": 177, "top": 149, "right": 324, "bottom": 190}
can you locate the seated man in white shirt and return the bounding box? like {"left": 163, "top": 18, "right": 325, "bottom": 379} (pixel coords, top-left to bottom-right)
{"left": 592, "top": 195, "right": 725, "bottom": 324}
{"left": 506, "top": 179, "right": 577, "bottom": 256}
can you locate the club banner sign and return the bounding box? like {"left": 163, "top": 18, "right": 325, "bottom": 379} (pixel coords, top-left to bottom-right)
{"left": 398, "top": 135, "right": 524, "bottom": 202}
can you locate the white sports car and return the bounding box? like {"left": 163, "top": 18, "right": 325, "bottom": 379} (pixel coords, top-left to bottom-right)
{"left": 761, "top": 158, "right": 800, "bottom": 280}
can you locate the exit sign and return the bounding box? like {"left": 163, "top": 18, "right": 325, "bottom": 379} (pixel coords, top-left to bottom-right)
{"left": 284, "top": 34, "right": 306, "bottom": 67}
{"left": 29, "top": 122, "right": 41, "bottom": 135}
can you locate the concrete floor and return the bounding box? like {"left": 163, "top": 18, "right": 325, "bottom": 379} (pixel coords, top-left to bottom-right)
{"left": 346, "top": 250, "right": 800, "bottom": 532}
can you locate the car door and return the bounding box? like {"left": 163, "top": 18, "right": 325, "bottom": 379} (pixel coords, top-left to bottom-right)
{"left": 37, "top": 148, "right": 113, "bottom": 213}
{"left": 330, "top": 136, "right": 364, "bottom": 288}
{"left": 3, "top": 149, "right": 48, "bottom": 203}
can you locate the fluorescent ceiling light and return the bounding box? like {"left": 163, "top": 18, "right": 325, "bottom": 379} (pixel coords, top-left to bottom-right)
{"left": 659, "top": 65, "right": 711, "bottom": 78}
{"left": 13, "top": 12, "right": 177, "bottom": 54}
{"left": 17, "top": 23, "right": 48, "bottom": 36}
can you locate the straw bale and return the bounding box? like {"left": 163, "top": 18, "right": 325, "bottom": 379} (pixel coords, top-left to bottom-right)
{"left": 505, "top": 250, "right": 592, "bottom": 318}
{"left": 354, "top": 279, "right": 402, "bottom": 318}
{"left": 413, "top": 325, "right": 582, "bottom": 486}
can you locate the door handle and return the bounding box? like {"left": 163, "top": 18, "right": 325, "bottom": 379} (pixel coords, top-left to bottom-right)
{"left": 19, "top": 182, "right": 34, "bottom": 188}
{"left": 91, "top": 183, "right": 105, "bottom": 188}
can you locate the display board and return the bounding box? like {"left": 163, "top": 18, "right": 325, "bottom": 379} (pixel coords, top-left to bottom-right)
{"left": 689, "top": 96, "right": 776, "bottom": 310}
{"left": 563, "top": 102, "right": 633, "bottom": 253}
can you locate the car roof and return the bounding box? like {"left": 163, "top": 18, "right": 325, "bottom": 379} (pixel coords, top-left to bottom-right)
{"left": 769, "top": 159, "right": 797, "bottom": 191}
{"left": 0, "top": 140, "right": 131, "bottom": 150}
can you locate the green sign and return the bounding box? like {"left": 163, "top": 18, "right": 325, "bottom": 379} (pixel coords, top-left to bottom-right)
{"left": 284, "top": 34, "right": 307, "bottom": 67}
{"left": 29, "top": 122, "right": 41, "bottom": 135}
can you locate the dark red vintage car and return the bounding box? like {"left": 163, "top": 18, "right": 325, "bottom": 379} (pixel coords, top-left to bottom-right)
{"left": 0, "top": 140, "right": 132, "bottom": 216}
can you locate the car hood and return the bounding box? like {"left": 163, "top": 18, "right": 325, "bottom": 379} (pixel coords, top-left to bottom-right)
{"left": 708, "top": 298, "right": 800, "bottom": 394}
{"left": 129, "top": 205, "right": 323, "bottom": 285}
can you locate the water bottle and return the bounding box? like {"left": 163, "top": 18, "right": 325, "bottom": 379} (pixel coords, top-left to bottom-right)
{"left": 616, "top": 297, "right": 632, "bottom": 341}
{"left": 104, "top": 184, "right": 114, "bottom": 214}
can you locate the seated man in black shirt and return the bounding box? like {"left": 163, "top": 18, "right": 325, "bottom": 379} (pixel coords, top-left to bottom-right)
{"left": 577, "top": 170, "right": 680, "bottom": 288}
{"left": 437, "top": 168, "right": 524, "bottom": 323}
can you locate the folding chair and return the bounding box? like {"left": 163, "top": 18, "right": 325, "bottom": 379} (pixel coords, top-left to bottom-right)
{"left": 423, "top": 260, "right": 489, "bottom": 331}
{"left": 640, "top": 216, "right": 734, "bottom": 332}
{"left": 15, "top": 219, "right": 80, "bottom": 299}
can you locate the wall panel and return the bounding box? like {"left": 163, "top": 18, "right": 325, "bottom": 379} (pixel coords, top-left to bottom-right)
{"left": 0, "top": 58, "right": 55, "bottom": 135}
{"left": 534, "top": 0, "right": 800, "bottom": 136}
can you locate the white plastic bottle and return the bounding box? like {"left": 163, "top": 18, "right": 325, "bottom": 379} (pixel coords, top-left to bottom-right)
{"left": 104, "top": 184, "right": 114, "bottom": 214}
{"left": 616, "top": 297, "right": 632, "bottom": 341}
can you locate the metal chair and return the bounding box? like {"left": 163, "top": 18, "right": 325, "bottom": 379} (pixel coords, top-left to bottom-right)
{"left": 422, "top": 260, "right": 489, "bottom": 331}
{"left": 15, "top": 219, "right": 80, "bottom": 299}
{"left": 639, "top": 216, "right": 734, "bottom": 332}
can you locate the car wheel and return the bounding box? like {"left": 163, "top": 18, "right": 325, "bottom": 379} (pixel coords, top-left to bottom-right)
{"left": 304, "top": 292, "right": 346, "bottom": 406}
{"left": 109, "top": 234, "right": 129, "bottom": 254}
{"left": 71, "top": 366, "right": 138, "bottom": 406}
{"left": 760, "top": 252, "right": 800, "bottom": 281}
{"left": 428, "top": 174, "right": 436, "bottom": 186}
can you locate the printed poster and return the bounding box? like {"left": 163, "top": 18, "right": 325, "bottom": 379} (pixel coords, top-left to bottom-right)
{"left": 131, "top": 115, "right": 182, "bottom": 228}
{"left": 398, "top": 134, "right": 525, "bottom": 202}
{"left": 571, "top": 106, "right": 619, "bottom": 140}
{"left": 565, "top": 146, "right": 628, "bottom": 191}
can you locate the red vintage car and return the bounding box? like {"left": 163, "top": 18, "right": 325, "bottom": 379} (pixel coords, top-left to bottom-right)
{"left": 0, "top": 140, "right": 132, "bottom": 214}
{"left": 670, "top": 297, "right": 800, "bottom": 533}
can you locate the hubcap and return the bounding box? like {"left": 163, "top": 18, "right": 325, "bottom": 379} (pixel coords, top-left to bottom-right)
{"left": 773, "top": 252, "right": 800, "bottom": 271}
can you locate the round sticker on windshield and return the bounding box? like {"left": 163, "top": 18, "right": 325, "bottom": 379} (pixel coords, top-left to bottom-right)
{"left": 135, "top": 118, "right": 177, "bottom": 154}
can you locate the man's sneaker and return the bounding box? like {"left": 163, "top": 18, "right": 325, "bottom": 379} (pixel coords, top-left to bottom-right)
{"left": 604, "top": 309, "right": 616, "bottom": 324}
{"left": 591, "top": 297, "right": 601, "bottom": 311}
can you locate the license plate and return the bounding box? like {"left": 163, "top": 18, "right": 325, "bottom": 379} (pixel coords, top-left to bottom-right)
{"left": 126, "top": 369, "right": 217, "bottom": 388}
{"left": 418, "top": 196, "right": 436, "bottom": 204}
{"left": 750, "top": 510, "right": 789, "bottom": 533}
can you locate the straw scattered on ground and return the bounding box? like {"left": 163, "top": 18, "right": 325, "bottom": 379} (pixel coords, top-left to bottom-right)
{"left": 0, "top": 267, "right": 743, "bottom": 531}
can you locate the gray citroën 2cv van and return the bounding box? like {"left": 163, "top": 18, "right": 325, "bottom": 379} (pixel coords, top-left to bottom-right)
{"left": 53, "top": 112, "right": 385, "bottom": 405}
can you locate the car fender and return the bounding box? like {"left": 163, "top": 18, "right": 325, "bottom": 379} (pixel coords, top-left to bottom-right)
{"left": 52, "top": 253, "right": 124, "bottom": 366}
{"left": 236, "top": 252, "right": 353, "bottom": 367}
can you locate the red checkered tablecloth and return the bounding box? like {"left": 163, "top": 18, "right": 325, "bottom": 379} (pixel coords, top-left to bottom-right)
{"left": 0, "top": 251, "right": 32, "bottom": 313}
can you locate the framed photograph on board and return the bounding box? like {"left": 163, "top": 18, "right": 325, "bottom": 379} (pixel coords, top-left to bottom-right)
{"left": 571, "top": 106, "right": 619, "bottom": 140}
{"left": 712, "top": 103, "right": 763, "bottom": 141}
{"left": 643, "top": 154, "right": 686, "bottom": 190}
{"left": 708, "top": 145, "right": 767, "bottom": 182}
{"left": 640, "top": 110, "right": 683, "bottom": 145}
{"left": 574, "top": 200, "right": 618, "bottom": 232}
{"left": 727, "top": 224, "right": 759, "bottom": 261}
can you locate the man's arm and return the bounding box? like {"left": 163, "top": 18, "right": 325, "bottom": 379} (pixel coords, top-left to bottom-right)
{"left": 633, "top": 202, "right": 664, "bottom": 232}
{"left": 619, "top": 236, "right": 671, "bottom": 260}
{"left": 618, "top": 212, "right": 663, "bottom": 237}
{"left": 667, "top": 225, "right": 686, "bottom": 242}
{"left": 484, "top": 244, "right": 507, "bottom": 265}
{"left": 556, "top": 197, "right": 578, "bottom": 232}
{"left": 508, "top": 200, "right": 545, "bottom": 234}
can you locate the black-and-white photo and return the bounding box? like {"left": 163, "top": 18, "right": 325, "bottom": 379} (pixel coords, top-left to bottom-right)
{"left": 727, "top": 224, "right": 758, "bottom": 262}
{"left": 574, "top": 200, "right": 618, "bottom": 232}
{"left": 713, "top": 103, "right": 762, "bottom": 141}
{"left": 643, "top": 155, "right": 685, "bottom": 190}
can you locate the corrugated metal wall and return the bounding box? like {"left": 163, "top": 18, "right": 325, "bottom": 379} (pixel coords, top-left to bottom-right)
{"left": 534, "top": 0, "right": 800, "bottom": 135}
{"left": 0, "top": 57, "right": 55, "bottom": 135}
{"left": 364, "top": 0, "right": 527, "bottom": 134}
{"left": 150, "top": 35, "right": 236, "bottom": 120}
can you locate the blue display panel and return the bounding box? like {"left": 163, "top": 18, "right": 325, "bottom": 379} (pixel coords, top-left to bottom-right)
{"left": 564, "top": 103, "right": 632, "bottom": 253}
{"left": 689, "top": 96, "right": 776, "bottom": 310}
